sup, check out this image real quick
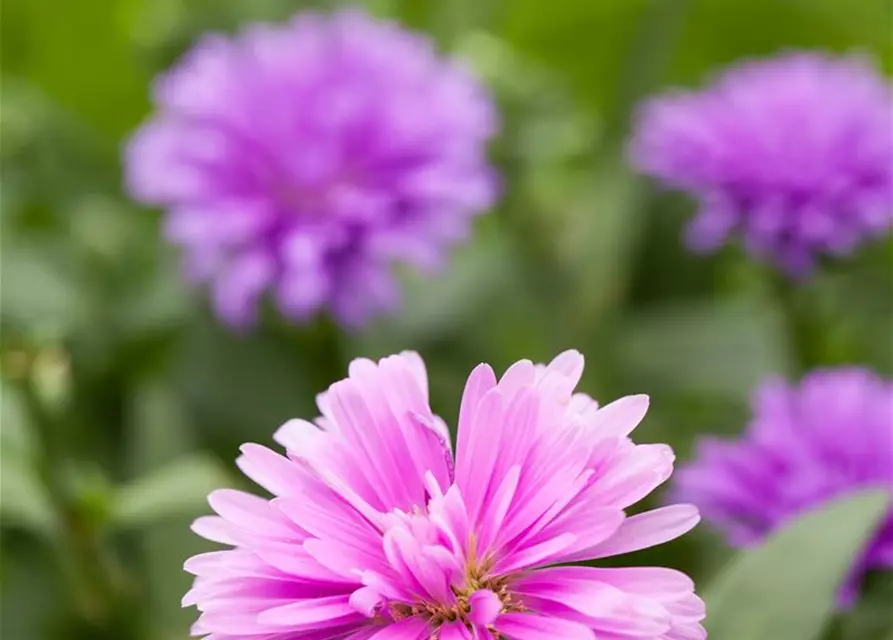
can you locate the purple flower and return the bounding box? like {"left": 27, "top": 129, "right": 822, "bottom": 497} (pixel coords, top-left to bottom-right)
{"left": 125, "top": 10, "right": 497, "bottom": 328}
{"left": 185, "top": 351, "right": 705, "bottom": 638}
{"left": 629, "top": 52, "right": 893, "bottom": 276}
{"left": 675, "top": 368, "right": 893, "bottom": 605}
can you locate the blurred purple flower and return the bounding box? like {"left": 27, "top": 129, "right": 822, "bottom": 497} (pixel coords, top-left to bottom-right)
{"left": 629, "top": 52, "right": 893, "bottom": 276}
{"left": 125, "top": 10, "right": 497, "bottom": 328}
{"left": 675, "top": 368, "right": 893, "bottom": 605}
{"left": 185, "top": 351, "right": 706, "bottom": 638}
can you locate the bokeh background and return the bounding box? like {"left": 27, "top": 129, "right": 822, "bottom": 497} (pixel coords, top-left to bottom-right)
{"left": 2, "top": 1, "right": 892, "bottom": 639}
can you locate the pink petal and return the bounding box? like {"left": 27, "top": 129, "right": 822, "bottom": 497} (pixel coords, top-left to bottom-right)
{"left": 590, "top": 395, "right": 650, "bottom": 438}
{"left": 468, "top": 589, "right": 502, "bottom": 625}
{"left": 494, "top": 612, "right": 596, "bottom": 640}
{"left": 256, "top": 595, "right": 361, "bottom": 627}
{"left": 367, "top": 618, "right": 430, "bottom": 639}
{"left": 586, "top": 504, "right": 700, "bottom": 559}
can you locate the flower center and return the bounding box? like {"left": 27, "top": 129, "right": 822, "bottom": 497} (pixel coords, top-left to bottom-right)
{"left": 389, "top": 573, "right": 526, "bottom": 635}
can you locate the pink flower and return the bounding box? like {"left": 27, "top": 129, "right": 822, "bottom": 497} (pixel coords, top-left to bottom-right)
{"left": 185, "top": 351, "right": 705, "bottom": 638}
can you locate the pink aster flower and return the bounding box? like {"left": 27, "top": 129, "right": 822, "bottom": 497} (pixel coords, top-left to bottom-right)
{"left": 184, "top": 351, "right": 705, "bottom": 639}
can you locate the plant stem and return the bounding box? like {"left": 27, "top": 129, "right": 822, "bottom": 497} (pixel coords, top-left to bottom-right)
{"left": 769, "top": 275, "right": 827, "bottom": 374}
{"left": 17, "top": 369, "right": 125, "bottom": 634}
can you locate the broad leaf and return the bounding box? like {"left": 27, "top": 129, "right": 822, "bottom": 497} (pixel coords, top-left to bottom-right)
{"left": 557, "top": 161, "right": 645, "bottom": 326}
{"left": 617, "top": 297, "right": 792, "bottom": 400}
{"left": 705, "top": 489, "right": 890, "bottom": 640}
{"left": 127, "top": 383, "right": 221, "bottom": 638}
{"left": 0, "top": 384, "right": 54, "bottom": 536}
{"left": 0, "top": 242, "right": 85, "bottom": 337}
{"left": 0, "top": 454, "right": 55, "bottom": 537}
{"left": 112, "top": 453, "right": 230, "bottom": 528}
{"left": 175, "top": 314, "right": 321, "bottom": 452}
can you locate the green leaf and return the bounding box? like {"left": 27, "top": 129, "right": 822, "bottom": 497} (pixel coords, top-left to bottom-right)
{"left": 1, "top": 534, "right": 67, "bottom": 640}
{"left": 129, "top": 383, "right": 194, "bottom": 472}
{"left": 0, "top": 384, "right": 55, "bottom": 536}
{"left": 0, "top": 241, "right": 85, "bottom": 339}
{"left": 557, "top": 161, "right": 646, "bottom": 327}
{"left": 1, "top": 382, "right": 32, "bottom": 454}
{"left": 617, "top": 297, "right": 792, "bottom": 400}
{"left": 0, "top": 452, "right": 56, "bottom": 536}
{"left": 499, "top": 0, "right": 651, "bottom": 116}
{"left": 111, "top": 453, "right": 230, "bottom": 528}
{"left": 175, "top": 315, "right": 321, "bottom": 451}
{"left": 5, "top": 0, "right": 149, "bottom": 139}
{"left": 140, "top": 516, "right": 212, "bottom": 640}
{"left": 705, "top": 489, "right": 891, "bottom": 640}
{"left": 666, "top": 0, "right": 892, "bottom": 84}
{"left": 127, "top": 383, "right": 219, "bottom": 639}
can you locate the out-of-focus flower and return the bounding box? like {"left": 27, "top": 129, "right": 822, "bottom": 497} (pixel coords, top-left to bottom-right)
{"left": 675, "top": 368, "right": 893, "bottom": 605}
{"left": 185, "top": 350, "right": 705, "bottom": 639}
{"left": 125, "top": 10, "right": 497, "bottom": 328}
{"left": 629, "top": 52, "right": 893, "bottom": 276}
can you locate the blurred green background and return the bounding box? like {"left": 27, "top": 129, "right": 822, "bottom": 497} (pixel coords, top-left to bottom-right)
{"left": 2, "top": 1, "right": 892, "bottom": 639}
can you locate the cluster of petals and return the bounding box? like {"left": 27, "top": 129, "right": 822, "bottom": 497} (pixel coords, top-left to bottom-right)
{"left": 185, "top": 350, "right": 705, "bottom": 638}
{"left": 629, "top": 52, "right": 893, "bottom": 276}
{"left": 125, "top": 10, "right": 497, "bottom": 327}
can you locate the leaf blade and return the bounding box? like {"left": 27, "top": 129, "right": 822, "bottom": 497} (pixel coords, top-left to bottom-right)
{"left": 112, "top": 454, "right": 230, "bottom": 528}
{"left": 705, "top": 489, "right": 891, "bottom": 640}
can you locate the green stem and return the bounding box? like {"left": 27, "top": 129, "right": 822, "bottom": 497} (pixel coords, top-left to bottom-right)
{"left": 607, "top": 0, "right": 691, "bottom": 142}
{"left": 17, "top": 371, "right": 124, "bottom": 634}
{"left": 288, "top": 315, "right": 348, "bottom": 391}
{"left": 769, "top": 275, "right": 827, "bottom": 374}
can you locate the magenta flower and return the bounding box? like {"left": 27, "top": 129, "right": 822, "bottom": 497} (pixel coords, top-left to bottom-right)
{"left": 185, "top": 351, "right": 705, "bottom": 638}
{"left": 675, "top": 368, "right": 893, "bottom": 606}
{"left": 629, "top": 52, "right": 893, "bottom": 276}
{"left": 125, "top": 10, "right": 497, "bottom": 328}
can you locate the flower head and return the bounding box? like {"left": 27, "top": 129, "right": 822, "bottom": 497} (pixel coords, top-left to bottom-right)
{"left": 629, "top": 52, "right": 893, "bottom": 275}
{"left": 675, "top": 368, "right": 893, "bottom": 605}
{"left": 125, "top": 10, "right": 497, "bottom": 327}
{"left": 185, "top": 351, "right": 705, "bottom": 638}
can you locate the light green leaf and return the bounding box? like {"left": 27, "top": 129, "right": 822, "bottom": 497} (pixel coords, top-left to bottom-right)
{"left": 500, "top": 0, "right": 651, "bottom": 115}
{"left": 127, "top": 383, "right": 218, "bottom": 639}
{"left": 5, "top": 0, "right": 149, "bottom": 139}
{"left": 129, "top": 383, "right": 194, "bottom": 472}
{"left": 705, "top": 489, "right": 891, "bottom": 640}
{"left": 1, "top": 382, "right": 32, "bottom": 453}
{"left": 617, "top": 297, "right": 792, "bottom": 400}
{"left": 112, "top": 454, "right": 230, "bottom": 528}
{"left": 0, "top": 384, "right": 55, "bottom": 536}
{"left": 0, "top": 533, "right": 66, "bottom": 640}
{"left": 176, "top": 315, "right": 320, "bottom": 448}
{"left": 0, "top": 452, "right": 55, "bottom": 536}
{"left": 557, "top": 162, "right": 645, "bottom": 327}
{"left": 0, "top": 242, "right": 84, "bottom": 338}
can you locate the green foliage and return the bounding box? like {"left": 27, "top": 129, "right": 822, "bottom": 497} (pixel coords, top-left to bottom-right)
{"left": 705, "top": 490, "right": 891, "bottom": 640}
{"left": 836, "top": 572, "right": 893, "bottom": 640}
{"left": 112, "top": 454, "right": 231, "bottom": 528}
{"left": 3, "top": 0, "right": 149, "bottom": 140}
{"left": 617, "top": 296, "right": 792, "bottom": 400}
{"left": 2, "top": 0, "right": 892, "bottom": 638}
